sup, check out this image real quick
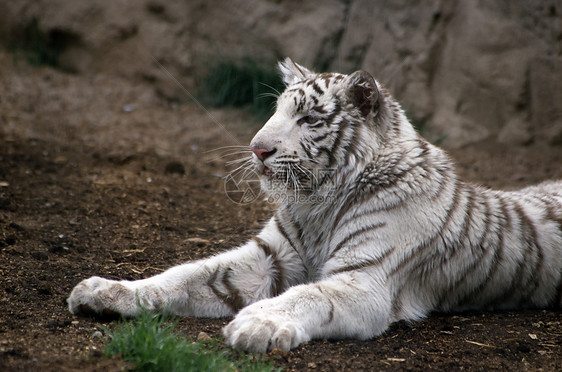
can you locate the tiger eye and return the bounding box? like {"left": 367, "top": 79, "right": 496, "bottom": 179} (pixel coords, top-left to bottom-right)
{"left": 299, "top": 115, "right": 321, "bottom": 126}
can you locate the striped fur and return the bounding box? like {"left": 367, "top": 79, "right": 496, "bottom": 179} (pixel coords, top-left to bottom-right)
{"left": 68, "top": 58, "right": 562, "bottom": 353}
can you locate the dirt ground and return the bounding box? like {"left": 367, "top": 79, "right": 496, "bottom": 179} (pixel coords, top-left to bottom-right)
{"left": 1, "top": 50, "right": 561, "bottom": 371}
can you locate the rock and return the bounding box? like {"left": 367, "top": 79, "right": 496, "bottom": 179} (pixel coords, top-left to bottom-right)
{"left": 196, "top": 331, "right": 211, "bottom": 342}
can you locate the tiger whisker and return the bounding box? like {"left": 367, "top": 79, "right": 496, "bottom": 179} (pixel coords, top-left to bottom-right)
{"left": 205, "top": 145, "right": 250, "bottom": 154}
{"left": 218, "top": 151, "right": 254, "bottom": 160}
{"left": 291, "top": 168, "right": 301, "bottom": 194}
{"left": 258, "top": 82, "right": 281, "bottom": 97}
{"left": 294, "top": 164, "right": 315, "bottom": 180}
{"left": 257, "top": 92, "right": 281, "bottom": 100}
{"left": 227, "top": 168, "right": 254, "bottom": 180}
{"left": 225, "top": 157, "right": 253, "bottom": 167}
{"left": 227, "top": 160, "right": 254, "bottom": 179}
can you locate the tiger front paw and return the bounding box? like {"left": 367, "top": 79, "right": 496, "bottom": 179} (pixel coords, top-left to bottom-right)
{"left": 67, "top": 276, "right": 133, "bottom": 317}
{"left": 223, "top": 302, "right": 309, "bottom": 353}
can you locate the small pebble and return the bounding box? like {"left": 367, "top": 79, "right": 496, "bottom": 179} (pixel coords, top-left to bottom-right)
{"left": 186, "top": 237, "right": 210, "bottom": 247}
{"left": 197, "top": 331, "right": 212, "bottom": 342}
{"left": 268, "top": 347, "right": 288, "bottom": 360}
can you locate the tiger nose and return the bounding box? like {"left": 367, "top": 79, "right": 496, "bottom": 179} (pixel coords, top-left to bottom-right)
{"left": 251, "top": 147, "right": 277, "bottom": 162}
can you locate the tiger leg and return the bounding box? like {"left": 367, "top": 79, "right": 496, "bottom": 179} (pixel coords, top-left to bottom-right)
{"left": 223, "top": 271, "right": 391, "bottom": 352}
{"left": 67, "top": 222, "right": 304, "bottom": 318}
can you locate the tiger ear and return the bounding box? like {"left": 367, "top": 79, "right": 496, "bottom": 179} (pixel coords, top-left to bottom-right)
{"left": 346, "top": 70, "right": 380, "bottom": 117}
{"left": 278, "top": 57, "right": 315, "bottom": 86}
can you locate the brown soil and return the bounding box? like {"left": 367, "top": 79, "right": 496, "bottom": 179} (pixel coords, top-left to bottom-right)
{"left": 1, "top": 51, "right": 561, "bottom": 371}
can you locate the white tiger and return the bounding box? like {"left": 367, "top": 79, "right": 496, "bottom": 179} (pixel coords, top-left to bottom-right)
{"left": 68, "top": 58, "right": 562, "bottom": 353}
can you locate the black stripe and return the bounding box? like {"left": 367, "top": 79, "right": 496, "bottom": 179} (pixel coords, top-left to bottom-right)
{"left": 274, "top": 212, "right": 308, "bottom": 277}
{"left": 459, "top": 184, "right": 475, "bottom": 230}
{"left": 543, "top": 196, "right": 562, "bottom": 232}
{"left": 475, "top": 193, "right": 493, "bottom": 247}
{"left": 274, "top": 213, "right": 299, "bottom": 252}
{"left": 437, "top": 194, "right": 495, "bottom": 309}
{"left": 207, "top": 268, "right": 243, "bottom": 313}
{"left": 300, "top": 141, "right": 314, "bottom": 160}
{"left": 311, "top": 81, "right": 324, "bottom": 95}
{"left": 317, "top": 145, "right": 334, "bottom": 164}
{"left": 311, "top": 130, "right": 332, "bottom": 143}
{"left": 514, "top": 202, "right": 544, "bottom": 305}
{"left": 343, "top": 123, "right": 361, "bottom": 167}
{"left": 330, "top": 246, "right": 395, "bottom": 276}
{"left": 417, "top": 138, "right": 430, "bottom": 156}
{"left": 457, "top": 195, "right": 509, "bottom": 308}
{"left": 327, "top": 111, "right": 347, "bottom": 167}
{"left": 319, "top": 73, "right": 334, "bottom": 89}
{"left": 312, "top": 105, "right": 328, "bottom": 114}
{"left": 332, "top": 191, "right": 360, "bottom": 233}
{"left": 325, "top": 103, "right": 342, "bottom": 125}
{"left": 297, "top": 97, "right": 305, "bottom": 113}
{"left": 310, "top": 95, "right": 319, "bottom": 105}
{"left": 290, "top": 209, "right": 305, "bottom": 243}
{"left": 337, "top": 201, "right": 402, "bottom": 232}
{"left": 330, "top": 222, "right": 386, "bottom": 259}
{"left": 253, "top": 237, "right": 284, "bottom": 296}
{"left": 222, "top": 269, "right": 245, "bottom": 311}
{"left": 460, "top": 185, "right": 477, "bottom": 239}
{"left": 428, "top": 169, "right": 451, "bottom": 201}
{"left": 390, "top": 118, "right": 400, "bottom": 137}
{"left": 487, "top": 199, "right": 536, "bottom": 306}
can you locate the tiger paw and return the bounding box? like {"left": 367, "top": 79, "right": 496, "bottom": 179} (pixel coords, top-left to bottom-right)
{"left": 223, "top": 304, "right": 309, "bottom": 352}
{"left": 67, "top": 276, "right": 130, "bottom": 317}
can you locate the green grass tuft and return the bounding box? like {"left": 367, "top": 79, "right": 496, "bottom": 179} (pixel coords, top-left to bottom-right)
{"left": 199, "top": 57, "right": 285, "bottom": 122}
{"left": 104, "top": 310, "right": 280, "bottom": 372}
{"left": 12, "top": 18, "right": 59, "bottom": 68}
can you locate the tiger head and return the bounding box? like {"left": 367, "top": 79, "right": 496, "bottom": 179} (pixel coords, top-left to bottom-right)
{"left": 250, "top": 58, "right": 415, "bottom": 202}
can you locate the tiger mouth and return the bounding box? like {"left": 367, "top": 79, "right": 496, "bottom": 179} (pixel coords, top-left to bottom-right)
{"left": 259, "top": 166, "right": 286, "bottom": 181}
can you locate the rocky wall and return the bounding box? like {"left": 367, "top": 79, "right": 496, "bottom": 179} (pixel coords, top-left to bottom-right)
{"left": 1, "top": 0, "right": 560, "bottom": 147}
